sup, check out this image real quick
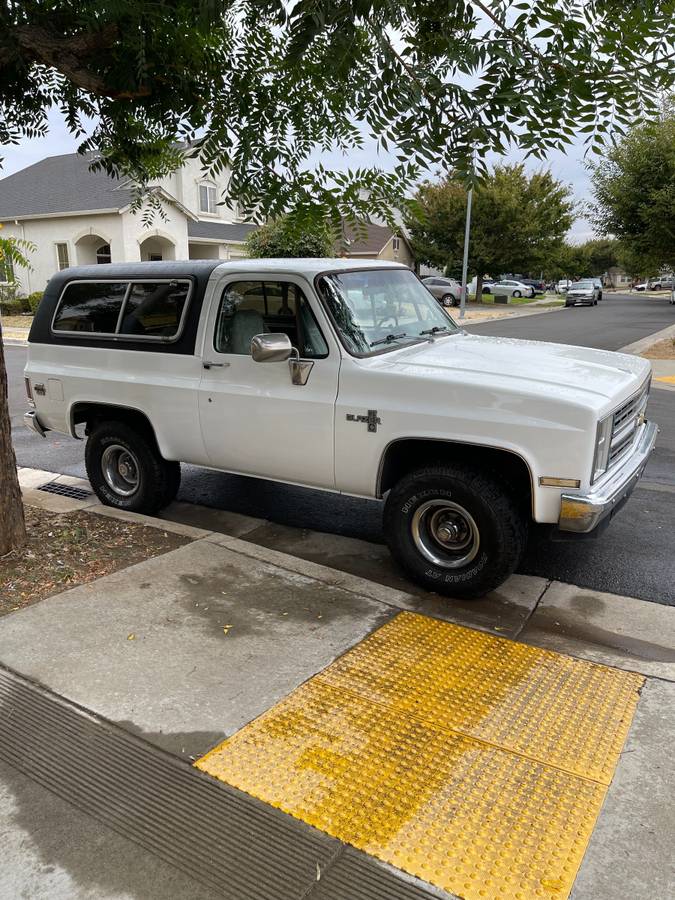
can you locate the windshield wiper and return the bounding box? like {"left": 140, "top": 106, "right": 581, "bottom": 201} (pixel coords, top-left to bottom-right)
{"left": 370, "top": 332, "right": 408, "bottom": 347}
{"left": 420, "top": 325, "right": 450, "bottom": 337}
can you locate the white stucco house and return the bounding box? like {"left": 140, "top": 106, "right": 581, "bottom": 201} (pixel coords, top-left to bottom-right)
{"left": 0, "top": 151, "right": 258, "bottom": 294}
{"left": 0, "top": 151, "right": 416, "bottom": 294}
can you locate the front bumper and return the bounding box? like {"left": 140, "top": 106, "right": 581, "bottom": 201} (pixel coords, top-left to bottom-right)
{"left": 24, "top": 410, "right": 47, "bottom": 438}
{"left": 558, "top": 420, "right": 658, "bottom": 533}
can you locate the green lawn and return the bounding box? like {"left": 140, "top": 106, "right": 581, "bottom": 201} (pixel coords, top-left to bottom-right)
{"left": 470, "top": 293, "right": 536, "bottom": 306}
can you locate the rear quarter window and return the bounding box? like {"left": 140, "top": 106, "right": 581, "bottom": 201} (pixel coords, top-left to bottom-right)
{"left": 52, "top": 282, "right": 127, "bottom": 333}
{"left": 52, "top": 280, "right": 191, "bottom": 340}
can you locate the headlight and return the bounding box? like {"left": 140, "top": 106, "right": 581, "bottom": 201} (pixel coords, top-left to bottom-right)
{"left": 592, "top": 414, "right": 613, "bottom": 483}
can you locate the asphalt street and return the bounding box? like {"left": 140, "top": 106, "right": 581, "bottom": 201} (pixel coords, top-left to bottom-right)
{"left": 5, "top": 290, "right": 675, "bottom": 605}
{"left": 464, "top": 289, "right": 674, "bottom": 349}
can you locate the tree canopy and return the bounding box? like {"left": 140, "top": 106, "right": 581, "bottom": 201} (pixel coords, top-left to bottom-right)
{"left": 3, "top": 1, "right": 675, "bottom": 224}
{"left": 408, "top": 165, "right": 573, "bottom": 283}
{"left": 245, "top": 218, "right": 333, "bottom": 257}
{"left": 591, "top": 112, "right": 675, "bottom": 273}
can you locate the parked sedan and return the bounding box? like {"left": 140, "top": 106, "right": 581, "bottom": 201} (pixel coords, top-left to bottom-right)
{"left": 422, "top": 276, "right": 461, "bottom": 307}
{"left": 565, "top": 280, "right": 600, "bottom": 306}
{"left": 491, "top": 279, "right": 535, "bottom": 298}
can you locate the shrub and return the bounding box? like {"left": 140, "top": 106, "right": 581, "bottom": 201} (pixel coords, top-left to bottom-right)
{"left": 245, "top": 217, "right": 333, "bottom": 258}
{"left": 26, "top": 291, "right": 44, "bottom": 313}
{"left": 0, "top": 298, "right": 23, "bottom": 315}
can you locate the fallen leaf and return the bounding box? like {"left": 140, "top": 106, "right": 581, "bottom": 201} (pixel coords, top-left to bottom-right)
{"left": 127, "top": 633, "right": 135, "bottom": 641}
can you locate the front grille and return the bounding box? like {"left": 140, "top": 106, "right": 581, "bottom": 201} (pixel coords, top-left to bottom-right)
{"left": 608, "top": 382, "right": 649, "bottom": 468}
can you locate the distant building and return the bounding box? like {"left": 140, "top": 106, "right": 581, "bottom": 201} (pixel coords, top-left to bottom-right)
{"left": 337, "top": 221, "right": 415, "bottom": 269}
{"left": 605, "top": 266, "right": 633, "bottom": 288}
{"left": 0, "top": 151, "right": 257, "bottom": 294}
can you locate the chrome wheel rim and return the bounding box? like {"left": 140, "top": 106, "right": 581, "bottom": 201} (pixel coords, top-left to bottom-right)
{"left": 411, "top": 499, "right": 480, "bottom": 569}
{"left": 101, "top": 444, "right": 140, "bottom": 497}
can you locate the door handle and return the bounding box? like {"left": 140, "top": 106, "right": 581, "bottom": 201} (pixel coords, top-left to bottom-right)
{"left": 202, "top": 361, "right": 229, "bottom": 369}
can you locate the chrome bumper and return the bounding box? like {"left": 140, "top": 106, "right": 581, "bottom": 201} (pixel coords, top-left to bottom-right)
{"left": 23, "top": 410, "right": 47, "bottom": 438}
{"left": 559, "top": 421, "right": 658, "bottom": 533}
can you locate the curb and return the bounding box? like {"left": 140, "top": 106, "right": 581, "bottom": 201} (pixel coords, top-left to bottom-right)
{"left": 619, "top": 322, "right": 675, "bottom": 356}
{"left": 462, "top": 304, "right": 563, "bottom": 326}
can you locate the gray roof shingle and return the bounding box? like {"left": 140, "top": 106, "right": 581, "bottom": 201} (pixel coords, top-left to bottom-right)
{"left": 187, "top": 221, "right": 258, "bottom": 242}
{"left": 339, "top": 221, "right": 399, "bottom": 254}
{"left": 0, "top": 152, "right": 134, "bottom": 219}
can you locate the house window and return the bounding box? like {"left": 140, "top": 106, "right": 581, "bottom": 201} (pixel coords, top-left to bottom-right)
{"left": 149, "top": 253, "right": 163, "bottom": 262}
{"left": 96, "top": 243, "right": 111, "bottom": 264}
{"left": 199, "top": 183, "right": 218, "bottom": 215}
{"left": 0, "top": 254, "right": 14, "bottom": 283}
{"left": 392, "top": 237, "right": 400, "bottom": 252}
{"left": 56, "top": 243, "right": 70, "bottom": 271}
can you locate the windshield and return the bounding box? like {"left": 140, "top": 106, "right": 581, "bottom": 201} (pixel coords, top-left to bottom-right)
{"left": 318, "top": 268, "right": 458, "bottom": 355}
{"left": 572, "top": 282, "right": 594, "bottom": 289}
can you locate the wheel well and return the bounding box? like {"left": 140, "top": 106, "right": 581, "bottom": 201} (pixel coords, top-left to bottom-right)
{"left": 71, "top": 403, "right": 159, "bottom": 449}
{"left": 377, "top": 439, "right": 533, "bottom": 513}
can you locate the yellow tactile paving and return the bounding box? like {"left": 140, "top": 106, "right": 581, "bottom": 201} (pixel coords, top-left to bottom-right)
{"left": 315, "top": 613, "right": 642, "bottom": 783}
{"left": 654, "top": 374, "right": 675, "bottom": 384}
{"left": 197, "top": 612, "right": 643, "bottom": 900}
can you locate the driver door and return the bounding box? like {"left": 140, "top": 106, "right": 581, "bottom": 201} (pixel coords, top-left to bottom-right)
{"left": 197, "top": 275, "right": 339, "bottom": 489}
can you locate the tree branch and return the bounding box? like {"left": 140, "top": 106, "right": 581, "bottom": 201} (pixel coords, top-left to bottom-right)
{"left": 9, "top": 24, "right": 150, "bottom": 99}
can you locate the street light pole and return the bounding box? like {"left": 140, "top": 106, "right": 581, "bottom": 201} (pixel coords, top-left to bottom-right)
{"left": 459, "top": 175, "right": 473, "bottom": 321}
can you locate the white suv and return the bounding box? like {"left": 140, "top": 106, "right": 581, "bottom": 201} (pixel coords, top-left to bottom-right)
{"left": 24, "top": 259, "right": 657, "bottom": 599}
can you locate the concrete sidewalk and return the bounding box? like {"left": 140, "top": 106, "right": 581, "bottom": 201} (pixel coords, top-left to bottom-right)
{"left": 1, "top": 479, "right": 674, "bottom": 899}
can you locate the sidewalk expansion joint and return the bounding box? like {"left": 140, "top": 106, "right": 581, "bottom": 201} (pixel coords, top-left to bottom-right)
{"left": 513, "top": 577, "right": 553, "bottom": 640}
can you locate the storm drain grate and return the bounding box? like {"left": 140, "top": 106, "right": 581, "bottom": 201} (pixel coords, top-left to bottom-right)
{"left": 37, "top": 481, "right": 92, "bottom": 500}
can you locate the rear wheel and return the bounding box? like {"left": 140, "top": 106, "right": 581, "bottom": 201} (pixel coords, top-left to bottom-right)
{"left": 512, "top": 290, "right": 521, "bottom": 298}
{"left": 383, "top": 463, "right": 527, "bottom": 599}
{"left": 86, "top": 421, "right": 181, "bottom": 514}
{"left": 441, "top": 293, "right": 454, "bottom": 307}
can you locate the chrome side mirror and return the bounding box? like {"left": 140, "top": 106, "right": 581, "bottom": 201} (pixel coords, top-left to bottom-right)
{"left": 250, "top": 332, "right": 293, "bottom": 362}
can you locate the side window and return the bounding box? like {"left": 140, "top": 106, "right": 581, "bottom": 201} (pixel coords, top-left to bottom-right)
{"left": 119, "top": 281, "right": 190, "bottom": 337}
{"left": 215, "top": 281, "right": 328, "bottom": 358}
{"left": 52, "top": 282, "right": 127, "bottom": 333}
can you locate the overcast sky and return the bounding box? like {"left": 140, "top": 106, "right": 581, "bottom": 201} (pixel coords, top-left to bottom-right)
{"left": 1, "top": 108, "right": 594, "bottom": 242}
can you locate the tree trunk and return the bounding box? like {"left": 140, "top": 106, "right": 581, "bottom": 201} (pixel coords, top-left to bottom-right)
{"left": 0, "top": 319, "right": 26, "bottom": 555}
{"left": 475, "top": 273, "right": 483, "bottom": 303}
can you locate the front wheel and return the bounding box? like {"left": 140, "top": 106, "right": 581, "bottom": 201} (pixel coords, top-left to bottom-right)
{"left": 86, "top": 420, "right": 181, "bottom": 514}
{"left": 383, "top": 464, "right": 527, "bottom": 599}
{"left": 441, "top": 293, "right": 454, "bottom": 307}
{"left": 512, "top": 290, "right": 521, "bottom": 298}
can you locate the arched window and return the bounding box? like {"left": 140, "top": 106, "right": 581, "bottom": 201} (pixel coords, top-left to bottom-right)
{"left": 96, "top": 243, "right": 111, "bottom": 264}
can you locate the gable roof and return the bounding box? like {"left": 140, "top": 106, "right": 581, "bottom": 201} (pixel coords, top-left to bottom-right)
{"left": 338, "top": 221, "right": 409, "bottom": 254}
{"left": 188, "top": 221, "right": 258, "bottom": 243}
{"left": 0, "top": 152, "right": 135, "bottom": 220}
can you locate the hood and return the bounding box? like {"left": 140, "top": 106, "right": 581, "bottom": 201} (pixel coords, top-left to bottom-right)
{"left": 374, "top": 333, "right": 650, "bottom": 406}
{"left": 568, "top": 285, "right": 594, "bottom": 294}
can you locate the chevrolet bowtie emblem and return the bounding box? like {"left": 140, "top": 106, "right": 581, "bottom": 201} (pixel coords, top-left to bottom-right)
{"left": 346, "top": 410, "right": 381, "bottom": 433}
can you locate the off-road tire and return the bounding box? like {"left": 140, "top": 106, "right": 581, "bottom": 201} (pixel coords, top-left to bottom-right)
{"left": 384, "top": 463, "right": 527, "bottom": 599}
{"left": 86, "top": 420, "right": 180, "bottom": 514}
